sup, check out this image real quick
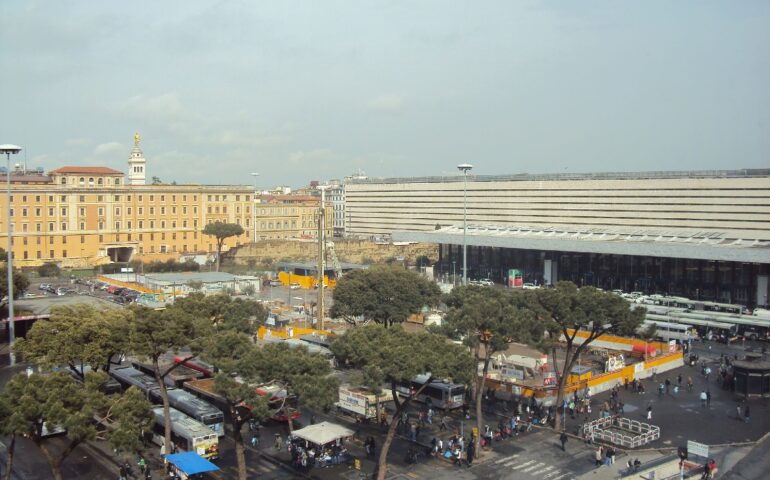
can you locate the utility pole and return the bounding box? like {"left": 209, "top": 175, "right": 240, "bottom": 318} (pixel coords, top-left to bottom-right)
{"left": 317, "top": 186, "right": 328, "bottom": 331}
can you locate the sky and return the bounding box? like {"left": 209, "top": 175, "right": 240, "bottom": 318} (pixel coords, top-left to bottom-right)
{"left": 0, "top": 1, "right": 768, "bottom": 187}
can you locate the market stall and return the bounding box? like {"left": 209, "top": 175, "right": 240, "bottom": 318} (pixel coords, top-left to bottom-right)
{"left": 163, "top": 451, "right": 220, "bottom": 479}
{"left": 289, "top": 421, "right": 355, "bottom": 468}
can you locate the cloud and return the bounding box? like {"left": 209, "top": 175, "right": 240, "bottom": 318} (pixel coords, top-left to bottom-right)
{"left": 94, "top": 142, "right": 123, "bottom": 156}
{"left": 65, "top": 138, "right": 91, "bottom": 147}
{"left": 362, "top": 94, "right": 404, "bottom": 113}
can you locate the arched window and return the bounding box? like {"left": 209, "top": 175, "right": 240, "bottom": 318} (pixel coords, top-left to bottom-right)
{"left": 88, "top": 177, "right": 94, "bottom": 185}
{"left": 79, "top": 177, "right": 85, "bottom": 185}
{"left": 97, "top": 178, "right": 103, "bottom": 185}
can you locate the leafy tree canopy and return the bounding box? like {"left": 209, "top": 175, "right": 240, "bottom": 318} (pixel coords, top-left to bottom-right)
{"left": 330, "top": 266, "right": 441, "bottom": 327}
{"left": 15, "top": 305, "right": 132, "bottom": 378}
{"left": 0, "top": 266, "right": 30, "bottom": 300}
{"left": 173, "top": 293, "right": 266, "bottom": 335}
{"left": 202, "top": 221, "right": 244, "bottom": 271}
{"left": 37, "top": 262, "right": 61, "bottom": 278}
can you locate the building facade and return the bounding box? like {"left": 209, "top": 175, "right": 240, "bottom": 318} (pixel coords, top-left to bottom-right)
{"left": 347, "top": 169, "right": 770, "bottom": 307}
{"left": 0, "top": 137, "right": 332, "bottom": 268}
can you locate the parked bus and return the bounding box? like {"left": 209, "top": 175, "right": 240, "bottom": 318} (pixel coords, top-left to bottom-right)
{"left": 397, "top": 374, "right": 466, "bottom": 410}
{"left": 645, "top": 314, "right": 738, "bottom": 340}
{"left": 151, "top": 407, "right": 219, "bottom": 460}
{"left": 184, "top": 378, "right": 300, "bottom": 423}
{"left": 110, "top": 366, "right": 224, "bottom": 436}
{"left": 637, "top": 320, "right": 694, "bottom": 344}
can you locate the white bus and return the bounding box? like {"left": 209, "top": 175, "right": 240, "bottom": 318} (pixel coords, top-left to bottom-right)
{"left": 637, "top": 320, "right": 694, "bottom": 343}
{"left": 151, "top": 407, "right": 219, "bottom": 460}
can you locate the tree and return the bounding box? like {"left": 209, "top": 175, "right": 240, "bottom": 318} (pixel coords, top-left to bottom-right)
{"left": 15, "top": 305, "right": 132, "bottom": 380}
{"left": 199, "top": 331, "right": 269, "bottom": 480}
{"left": 331, "top": 325, "right": 474, "bottom": 480}
{"left": 128, "top": 306, "right": 199, "bottom": 451}
{"left": 151, "top": 176, "right": 162, "bottom": 185}
{"left": 202, "top": 222, "right": 244, "bottom": 271}
{"left": 330, "top": 266, "right": 441, "bottom": 327}
{"left": 173, "top": 292, "right": 267, "bottom": 335}
{"left": 414, "top": 255, "right": 431, "bottom": 268}
{"left": 441, "top": 286, "right": 543, "bottom": 458}
{"left": 0, "top": 371, "right": 152, "bottom": 480}
{"left": 37, "top": 262, "right": 61, "bottom": 278}
{"left": 533, "top": 282, "right": 645, "bottom": 430}
{"left": 0, "top": 266, "right": 29, "bottom": 302}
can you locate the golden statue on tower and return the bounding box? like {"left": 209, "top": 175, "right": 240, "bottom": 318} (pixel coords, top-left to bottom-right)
{"left": 134, "top": 132, "right": 141, "bottom": 146}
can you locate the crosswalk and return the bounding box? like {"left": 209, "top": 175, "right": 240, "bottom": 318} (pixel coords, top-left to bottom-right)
{"left": 493, "top": 453, "right": 574, "bottom": 480}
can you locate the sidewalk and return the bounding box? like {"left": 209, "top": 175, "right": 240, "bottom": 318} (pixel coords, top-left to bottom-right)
{"left": 575, "top": 451, "right": 663, "bottom": 480}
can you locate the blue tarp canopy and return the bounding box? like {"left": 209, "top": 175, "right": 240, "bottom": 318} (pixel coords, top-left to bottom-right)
{"left": 164, "top": 452, "right": 219, "bottom": 475}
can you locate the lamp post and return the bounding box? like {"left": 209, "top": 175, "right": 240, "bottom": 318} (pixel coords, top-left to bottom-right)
{"left": 251, "top": 173, "right": 259, "bottom": 243}
{"left": 457, "top": 163, "right": 472, "bottom": 286}
{"left": 2, "top": 145, "right": 22, "bottom": 366}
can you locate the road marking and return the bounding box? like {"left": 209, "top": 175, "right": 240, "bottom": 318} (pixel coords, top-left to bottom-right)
{"left": 521, "top": 462, "right": 546, "bottom": 472}
{"left": 548, "top": 474, "right": 570, "bottom": 480}
{"left": 496, "top": 453, "right": 519, "bottom": 464}
{"left": 512, "top": 460, "right": 537, "bottom": 470}
{"left": 542, "top": 470, "right": 563, "bottom": 479}
{"left": 533, "top": 465, "right": 556, "bottom": 475}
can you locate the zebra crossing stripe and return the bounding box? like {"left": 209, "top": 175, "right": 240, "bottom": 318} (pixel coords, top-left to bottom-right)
{"left": 512, "top": 460, "right": 537, "bottom": 470}
{"left": 548, "top": 473, "right": 570, "bottom": 480}
{"left": 536, "top": 465, "right": 556, "bottom": 474}
{"left": 542, "top": 470, "right": 563, "bottom": 479}
{"left": 521, "top": 462, "right": 546, "bottom": 473}
{"left": 495, "top": 453, "right": 519, "bottom": 464}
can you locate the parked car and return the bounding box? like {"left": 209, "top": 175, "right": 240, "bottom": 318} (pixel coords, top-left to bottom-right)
{"left": 289, "top": 283, "right": 301, "bottom": 289}
{"left": 522, "top": 283, "right": 539, "bottom": 289}
{"left": 269, "top": 280, "right": 283, "bottom": 287}
{"left": 39, "top": 283, "right": 51, "bottom": 291}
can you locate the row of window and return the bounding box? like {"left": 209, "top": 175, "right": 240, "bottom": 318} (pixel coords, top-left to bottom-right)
{"left": 18, "top": 242, "right": 208, "bottom": 260}
{"left": 6, "top": 193, "right": 201, "bottom": 204}
{"left": 62, "top": 176, "right": 122, "bottom": 186}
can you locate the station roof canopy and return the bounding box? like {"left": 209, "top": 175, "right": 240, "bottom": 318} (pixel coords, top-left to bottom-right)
{"left": 393, "top": 224, "right": 770, "bottom": 263}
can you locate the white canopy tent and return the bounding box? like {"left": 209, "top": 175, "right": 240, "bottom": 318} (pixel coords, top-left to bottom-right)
{"left": 291, "top": 421, "right": 354, "bottom": 446}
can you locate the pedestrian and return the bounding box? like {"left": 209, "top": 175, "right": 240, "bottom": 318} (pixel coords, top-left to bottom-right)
{"left": 251, "top": 433, "right": 258, "bottom": 448}
{"left": 665, "top": 378, "right": 671, "bottom": 394}
{"left": 560, "top": 430, "right": 568, "bottom": 451}
{"left": 595, "top": 446, "right": 603, "bottom": 467}
{"left": 646, "top": 404, "right": 653, "bottom": 421}
{"left": 706, "top": 390, "right": 711, "bottom": 408}
{"left": 440, "top": 415, "right": 449, "bottom": 431}
{"left": 677, "top": 374, "right": 682, "bottom": 387}
{"left": 138, "top": 456, "right": 147, "bottom": 474}
{"left": 700, "top": 390, "right": 707, "bottom": 408}
{"left": 118, "top": 464, "right": 128, "bottom": 480}
{"left": 274, "top": 433, "right": 282, "bottom": 451}
{"left": 607, "top": 446, "right": 615, "bottom": 465}
{"left": 744, "top": 404, "right": 750, "bottom": 423}
{"left": 426, "top": 407, "right": 433, "bottom": 424}
{"left": 624, "top": 378, "right": 629, "bottom": 390}
{"left": 467, "top": 439, "right": 475, "bottom": 466}
{"left": 736, "top": 404, "right": 743, "bottom": 420}
{"left": 658, "top": 383, "right": 665, "bottom": 397}
{"left": 687, "top": 377, "right": 694, "bottom": 392}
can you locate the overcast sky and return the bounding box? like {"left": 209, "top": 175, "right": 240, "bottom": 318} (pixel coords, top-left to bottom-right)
{"left": 1, "top": 1, "right": 768, "bottom": 187}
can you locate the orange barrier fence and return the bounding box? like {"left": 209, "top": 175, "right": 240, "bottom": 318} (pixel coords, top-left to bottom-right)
{"left": 257, "top": 325, "right": 335, "bottom": 340}
{"left": 96, "top": 276, "right": 157, "bottom": 294}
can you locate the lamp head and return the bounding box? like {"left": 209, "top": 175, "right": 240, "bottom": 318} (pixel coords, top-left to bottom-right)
{"left": 457, "top": 163, "right": 473, "bottom": 173}
{"left": 0, "top": 144, "right": 22, "bottom": 155}
{"left": 251, "top": 172, "right": 259, "bottom": 177}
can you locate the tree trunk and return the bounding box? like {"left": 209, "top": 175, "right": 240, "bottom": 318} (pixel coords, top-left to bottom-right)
{"left": 153, "top": 359, "right": 173, "bottom": 451}
{"left": 552, "top": 341, "right": 573, "bottom": 432}
{"left": 3, "top": 435, "right": 15, "bottom": 480}
{"left": 376, "top": 381, "right": 408, "bottom": 480}
{"left": 232, "top": 418, "right": 247, "bottom": 480}
{"left": 38, "top": 439, "right": 78, "bottom": 480}
{"left": 475, "top": 352, "right": 493, "bottom": 458}
{"left": 216, "top": 240, "right": 224, "bottom": 272}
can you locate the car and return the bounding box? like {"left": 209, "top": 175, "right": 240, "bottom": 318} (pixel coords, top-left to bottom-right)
{"left": 522, "top": 283, "right": 539, "bottom": 289}
{"left": 478, "top": 279, "right": 494, "bottom": 286}
{"left": 269, "top": 280, "right": 283, "bottom": 287}
{"left": 39, "top": 283, "right": 51, "bottom": 291}
{"left": 289, "top": 283, "right": 301, "bottom": 289}
{"left": 56, "top": 287, "right": 69, "bottom": 296}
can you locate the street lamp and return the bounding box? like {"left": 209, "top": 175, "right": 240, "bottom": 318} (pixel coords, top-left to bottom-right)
{"left": 1, "top": 144, "right": 22, "bottom": 366}
{"left": 457, "top": 163, "right": 472, "bottom": 286}
{"left": 251, "top": 173, "right": 259, "bottom": 243}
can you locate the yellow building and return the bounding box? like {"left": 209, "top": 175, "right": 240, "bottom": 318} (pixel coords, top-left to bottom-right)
{"left": 0, "top": 136, "right": 332, "bottom": 268}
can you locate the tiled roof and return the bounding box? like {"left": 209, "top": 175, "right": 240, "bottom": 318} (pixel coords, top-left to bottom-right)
{"left": 49, "top": 166, "right": 124, "bottom": 175}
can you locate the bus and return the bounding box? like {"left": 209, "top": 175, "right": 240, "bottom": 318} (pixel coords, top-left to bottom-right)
{"left": 149, "top": 389, "right": 225, "bottom": 437}
{"left": 151, "top": 407, "right": 219, "bottom": 460}
{"left": 173, "top": 356, "right": 217, "bottom": 378}
{"left": 109, "top": 367, "right": 225, "bottom": 436}
{"left": 184, "top": 378, "right": 301, "bottom": 423}
{"left": 645, "top": 314, "right": 738, "bottom": 340}
{"left": 637, "top": 320, "right": 694, "bottom": 344}
{"left": 397, "top": 374, "right": 466, "bottom": 410}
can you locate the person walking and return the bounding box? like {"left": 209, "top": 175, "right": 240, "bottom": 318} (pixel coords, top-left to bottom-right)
{"left": 687, "top": 376, "right": 694, "bottom": 392}
{"left": 677, "top": 374, "right": 682, "bottom": 387}
{"left": 560, "top": 430, "right": 568, "bottom": 451}
{"left": 736, "top": 403, "right": 743, "bottom": 420}
{"left": 440, "top": 415, "right": 449, "bottom": 431}
{"left": 251, "top": 433, "right": 258, "bottom": 448}
{"left": 274, "top": 433, "right": 282, "bottom": 451}
{"left": 467, "top": 439, "right": 475, "bottom": 466}
{"left": 665, "top": 378, "right": 671, "bottom": 394}
{"left": 706, "top": 390, "right": 711, "bottom": 408}
{"left": 595, "top": 446, "right": 604, "bottom": 467}
{"left": 700, "top": 390, "right": 707, "bottom": 408}
{"left": 744, "top": 404, "right": 750, "bottom": 423}
{"left": 646, "top": 404, "right": 653, "bottom": 421}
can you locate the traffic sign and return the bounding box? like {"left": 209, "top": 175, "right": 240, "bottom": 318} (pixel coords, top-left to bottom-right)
{"left": 687, "top": 440, "right": 709, "bottom": 458}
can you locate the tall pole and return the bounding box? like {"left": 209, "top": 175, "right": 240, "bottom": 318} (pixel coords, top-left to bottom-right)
{"left": 2, "top": 145, "right": 21, "bottom": 366}
{"left": 251, "top": 173, "right": 259, "bottom": 243}
{"left": 457, "top": 164, "right": 472, "bottom": 286}
{"left": 317, "top": 186, "right": 327, "bottom": 331}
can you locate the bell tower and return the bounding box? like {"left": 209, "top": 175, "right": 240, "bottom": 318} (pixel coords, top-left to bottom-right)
{"left": 128, "top": 132, "right": 146, "bottom": 185}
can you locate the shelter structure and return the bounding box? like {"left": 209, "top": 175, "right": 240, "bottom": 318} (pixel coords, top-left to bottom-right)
{"left": 163, "top": 451, "right": 219, "bottom": 480}
{"left": 732, "top": 360, "right": 770, "bottom": 398}
{"left": 291, "top": 421, "right": 354, "bottom": 446}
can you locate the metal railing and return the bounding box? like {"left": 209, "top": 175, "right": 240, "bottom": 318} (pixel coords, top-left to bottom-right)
{"left": 582, "top": 416, "right": 660, "bottom": 449}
